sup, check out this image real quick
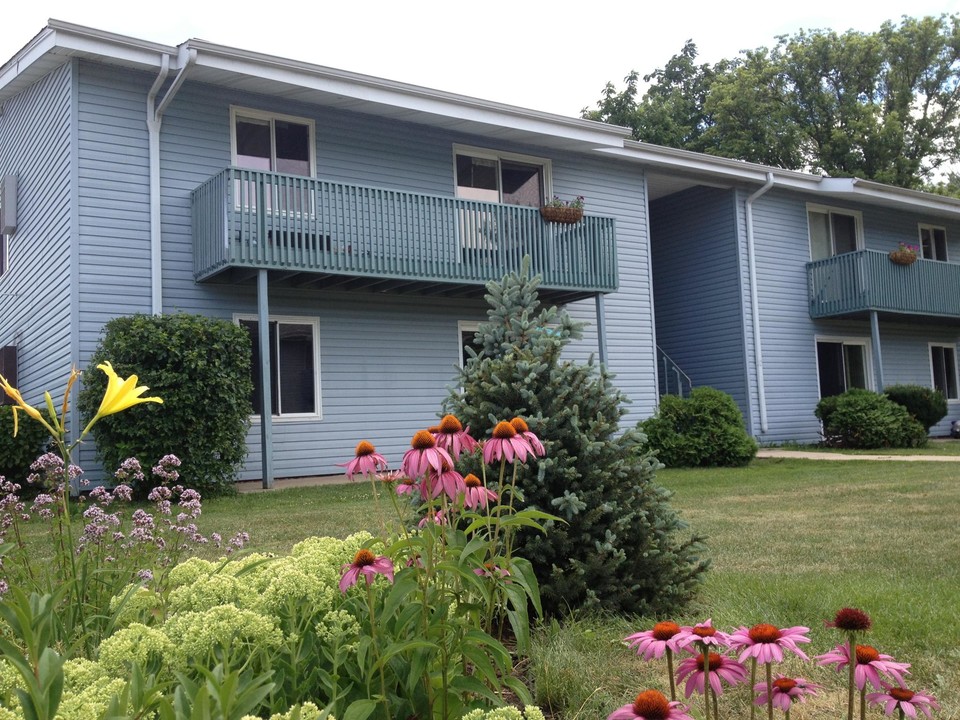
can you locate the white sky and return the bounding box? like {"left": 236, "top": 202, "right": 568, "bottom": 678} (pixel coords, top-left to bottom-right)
{"left": 3, "top": 1, "right": 960, "bottom": 118}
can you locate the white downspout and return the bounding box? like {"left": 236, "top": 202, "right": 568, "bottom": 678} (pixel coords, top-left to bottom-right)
{"left": 147, "top": 47, "right": 197, "bottom": 315}
{"left": 745, "top": 172, "right": 775, "bottom": 433}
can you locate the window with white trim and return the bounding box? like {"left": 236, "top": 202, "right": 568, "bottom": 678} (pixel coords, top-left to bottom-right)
{"left": 231, "top": 107, "right": 315, "bottom": 176}
{"left": 237, "top": 316, "right": 321, "bottom": 417}
{"left": 919, "top": 224, "right": 948, "bottom": 262}
{"left": 816, "top": 339, "right": 870, "bottom": 398}
{"left": 808, "top": 205, "right": 863, "bottom": 261}
{"left": 454, "top": 146, "right": 550, "bottom": 207}
{"left": 930, "top": 343, "right": 958, "bottom": 400}
{"left": 458, "top": 321, "right": 483, "bottom": 368}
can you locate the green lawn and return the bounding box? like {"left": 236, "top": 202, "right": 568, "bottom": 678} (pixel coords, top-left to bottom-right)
{"left": 196, "top": 459, "right": 960, "bottom": 719}
{"left": 774, "top": 438, "right": 960, "bottom": 455}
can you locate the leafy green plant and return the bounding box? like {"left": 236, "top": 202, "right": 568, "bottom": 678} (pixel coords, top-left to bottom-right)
{"left": 883, "top": 384, "right": 948, "bottom": 432}
{"left": 640, "top": 387, "right": 758, "bottom": 468}
{"left": 444, "top": 262, "right": 708, "bottom": 617}
{"left": 0, "top": 406, "right": 49, "bottom": 487}
{"left": 815, "top": 389, "right": 928, "bottom": 448}
{"left": 77, "top": 313, "right": 254, "bottom": 497}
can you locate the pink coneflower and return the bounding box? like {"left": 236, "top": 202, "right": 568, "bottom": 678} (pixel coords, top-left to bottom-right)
{"left": 462, "top": 473, "right": 497, "bottom": 509}
{"left": 674, "top": 619, "right": 730, "bottom": 652}
{"left": 509, "top": 417, "right": 545, "bottom": 456}
{"left": 417, "top": 510, "right": 448, "bottom": 529}
{"left": 828, "top": 607, "right": 872, "bottom": 632}
{"left": 395, "top": 476, "right": 420, "bottom": 498}
{"left": 816, "top": 644, "right": 911, "bottom": 690}
{"left": 626, "top": 621, "right": 682, "bottom": 661}
{"left": 401, "top": 430, "right": 453, "bottom": 479}
{"left": 753, "top": 676, "right": 820, "bottom": 712}
{"left": 424, "top": 460, "right": 465, "bottom": 501}
{"left": 730, "top": 623, "right": 811, "bottom": 664}
{"left": 676, "top": 652, "right": 748, "bottom": 698}
{"left": 607, "top": 689, "right": 694, "bottom": 720}
{"left": 432, "top": 415, "right": 478, "bottom": 460}
{"left": 339, "top": 549, "right": 394, "bottom": 592}
{"left": 867, "top": 684, "right": 939, "bottom": 718}
{"left": 473, "top": 562, "right": 510, "bottom": 579}
{"left": 482, "top": 421, "right": 533, "bottom": 464}
{"left": 337, "top": 441, "right": 388, "bottom": 480}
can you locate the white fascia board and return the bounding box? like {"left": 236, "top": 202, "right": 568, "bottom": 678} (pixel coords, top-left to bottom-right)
{"left": 184, "top": 39, "right": 631, "bottom": 149}
{"left": 821, "top": 177, "right": 960, "bottom": 216}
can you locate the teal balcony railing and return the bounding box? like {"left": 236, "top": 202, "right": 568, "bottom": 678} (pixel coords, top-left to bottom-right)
{"left": 807, "top": 249, "right": 960, "bottom": 319}
{"left": 192, "top": 168, "right": 618, "bottom": 296}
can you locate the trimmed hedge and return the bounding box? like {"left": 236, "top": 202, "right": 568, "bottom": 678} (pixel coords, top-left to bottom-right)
{"left": 77, "top": 314, "right": 254, "bottom": 496}
{"left": 640, "top": 387, "right": 758, "bottom": 467}
{"left": 0, "top": 405, "right": 50, "bottom": 484}
{"left": 884, "top": 384, "right": 948, "bottom": 432}
{"left": 815, "top": 388, "right": 927, "bottom": 449}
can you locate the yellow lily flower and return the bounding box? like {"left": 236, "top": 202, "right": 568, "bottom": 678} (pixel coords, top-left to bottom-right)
{"left": 0, "top": 372, "right": 43, "bottom": 437}
{"left": 91, "top": 362, "right": 163, "bottom": 422}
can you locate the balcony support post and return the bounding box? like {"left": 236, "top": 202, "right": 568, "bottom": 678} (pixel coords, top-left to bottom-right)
{"left": 870, "top": 310, "right": 885, "bottom": 392}
{"left": 258, "top": 269, "right": 275, "bottom": 489}
{"left": 595, "top": 292, "right": 607, "bottom": 365}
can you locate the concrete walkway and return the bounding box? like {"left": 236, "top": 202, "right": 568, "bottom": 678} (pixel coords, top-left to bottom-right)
{"left": 756, "top": 448, "right": 960, "bottom": 462}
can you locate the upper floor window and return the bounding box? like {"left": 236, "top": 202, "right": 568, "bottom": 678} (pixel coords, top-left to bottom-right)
{"left": 808, "top": 205, "right": 862, "bottom": 261}
{"left": 919, "top": 224, "right": 948, "bottom": 262}
{"left": 237, "top": 315, "right": 321, "bottom": 418}
{"left": 231, "top": 107, "right": 315, "bottom": 177}
{"left": 454, "top": 145, "right": 550, "bottom": 207}
{"left": 930, "top": 343, "right": 958, "bottom": 401}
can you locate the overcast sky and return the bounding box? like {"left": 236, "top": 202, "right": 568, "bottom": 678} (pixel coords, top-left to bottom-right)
{"left": 3, "top": 1, "right": 960, "bottom": 118}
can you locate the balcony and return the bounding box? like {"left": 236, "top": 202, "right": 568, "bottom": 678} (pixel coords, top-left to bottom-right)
{"left": 807, "top": 249, "right": 960, "bottom": 321}
{"left": 192, "top": 169, "right": 618, "bottom": 302}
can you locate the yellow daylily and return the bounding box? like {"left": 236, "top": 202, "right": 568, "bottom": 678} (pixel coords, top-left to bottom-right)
{"left": 1, "top": 372, "right": 44, "bottom": 437}
{"left": 90, "top": 362, "right": 163, "bottom": 422}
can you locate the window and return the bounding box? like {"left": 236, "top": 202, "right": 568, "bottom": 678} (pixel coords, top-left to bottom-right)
{"left": 237, "top": 316, "right": 320, "bottom": 417}
{"left": 0, "top": 233, "right": 6, "bottom": 278}
{"left": 231, "top": 108, "right": 314, "bottom": 176}
{"left": 458, "top": 321, "right": 483, "bottom": 367}
{"left": 808, "top": 205, "right": 862, "bottom": 261}
{"left": 454, "top": 146, "right": 549, "bottom": 207}
{"left": 816, "top": 339, "right": 870, "bottom": 398}
{"left": 930, "top": 344, "right": 958, "bottom": 400}
{"left": 919, "top": 225, "right": 948, "bottom": 261}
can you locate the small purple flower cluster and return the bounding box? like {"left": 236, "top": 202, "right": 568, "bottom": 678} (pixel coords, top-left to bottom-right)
{"left": 27, "top": 452, "right": 85, "bottom": 492}
{"left": 151, "top": 454, "right": 182, "bottom": 484}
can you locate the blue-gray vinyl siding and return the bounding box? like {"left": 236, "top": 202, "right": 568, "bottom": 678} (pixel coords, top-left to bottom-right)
{"left": 0, "top": 62, "right": 73, "bottom": 415}
{"left": 650, "top": 186, "right": 748, "bottom": 418}
{"left": 70, "top": 62, "right": 655, "bottom": 479}
{"left": 748, "top": 188, "right": 960, "bottom": 442}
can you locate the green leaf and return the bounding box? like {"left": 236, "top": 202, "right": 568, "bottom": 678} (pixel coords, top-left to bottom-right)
{"left": 343, "top": 698, "right": 378, "bottom": 720}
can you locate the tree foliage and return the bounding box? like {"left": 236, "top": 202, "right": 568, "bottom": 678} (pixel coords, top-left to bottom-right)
{"left": 585, "top": 15, "right": 960, "bottom": 188}
{"left": 443, "top": 265, "right": 708, "bottom": 617}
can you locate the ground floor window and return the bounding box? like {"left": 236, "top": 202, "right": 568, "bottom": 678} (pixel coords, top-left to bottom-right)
{"left": 930, "top": 344, "right": 959, "bottom": 400}
{"left": 816, "top": 339, "right": 869, "bottom": 397}
{"left": 237, "top": 316, "right": 320, "bottom": 417}
{"left": 458, "top": 321, "right": 483, "bottom": 368}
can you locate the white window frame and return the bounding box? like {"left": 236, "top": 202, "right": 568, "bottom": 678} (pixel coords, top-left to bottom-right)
{"left": 452, "top": 144, "right": 553, "bottom": 204}
{"left": 0, "top": 233, "right": 7, "bottom": 279}
{"left": 929, "top": 342, "right": 959, "bottom": 401}
{"left": 234, "top": 314, "right": 322, "bottom": 421}
{"left": 806, "top": 203, "right": 864, "bottom": 261}
{"left": 814, "top": 335, "right": 873, "bottom": 398}
{"left": 458, "top": 321, "right": 482, "bottom": 368}
{"left": 918, "top": 224, "right": 948, "bottom": 262}
{"left": 230, "top": 106, "right": 317, "bottom": 176}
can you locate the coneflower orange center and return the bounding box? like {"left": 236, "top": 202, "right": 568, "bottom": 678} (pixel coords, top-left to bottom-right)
{"left": 652, "top": 621, "right": 681, "bottom": 641}
{"left": 773, "top": 678, "right": 797, "bottom": 692}
{"left": 492, "top": 421, "right": 517, "bottom": 439}
{"left": 439, "top": 414, "right": 463, "bottom": 433}
{"left": 354, "top": 440, "right": 376, "bottom": 456}
{"left": 696, "top": 652, "right": 723, "bottom": 671}
{"left": 464, "top": 473, "right": 482, "bottom": 488}
{"left": 411, "top": 430, "right": 436, "bottom": 449}
{"left": 693, "top": 626, "right": 717, "bottom": 639}
{"left": 510, "top": 417, "right": 530, "bottom": 433}
{"left": 631, "top": 690, "right": 670, "bottom": 719}
{"left": 889, "top": 688, "right": 915, "bottom": 702}
{"left": 834, "top": 607, "right": 872, "bottom": 631}
{"left": 855, "top": 645, "right": 880, "bottom": 664}
{"left": 749, "top": 623, "right": 783, "bottom": 643}
{"left": 353, "top": 549, "right": 376, "bottom": 566}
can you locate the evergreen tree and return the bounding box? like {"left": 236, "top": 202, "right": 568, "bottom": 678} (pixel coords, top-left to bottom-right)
{"left": 444, "top": 265, "right": 708, "bottom": 616}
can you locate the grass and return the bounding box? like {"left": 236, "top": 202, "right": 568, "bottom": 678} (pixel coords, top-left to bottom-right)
{"left": 193, "top": 460, "right": 960, "bottom": 719}
{"left": 773, "top": 438, "right": 960, "bottom": 455}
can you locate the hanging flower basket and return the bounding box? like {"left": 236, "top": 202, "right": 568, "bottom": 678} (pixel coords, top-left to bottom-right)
{"left": 888, "top": 250, "right": 918, "bottom": 266}
{"left": 540, "top": 206, "right": 583, "bottom": 224}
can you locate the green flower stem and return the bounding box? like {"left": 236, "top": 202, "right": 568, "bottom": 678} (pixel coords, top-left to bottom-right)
{"left": 666, "top": 648, "right": 676, "bottom": 702}
{"left": 701, "top": 642, "right": 711, "bottom": 720}
{"left": 860, "top": 685, "right": 866, "bottom": 720}
{"left": 847, "top": 635, "right": 856, "bottom": 720}
{"left": 766, "top": 662, "right": 774, "bottom": 720}
{"left": 364, "top": 581, "right": 391, "bottom": 720}
{"left": 503, "top": 460, "right": 521, "bottom": 561}
{"left": 749, "top": 657, "right": 757, "bottom": 720}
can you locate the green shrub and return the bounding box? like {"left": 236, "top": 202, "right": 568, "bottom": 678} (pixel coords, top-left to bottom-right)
{"left": 640, "top": 387, "right": 758, "bottom": 467}
{"left": 0, "top": 405, "right": 50, "bottom": 485}
{"left": 815, "top": 389, "right": 928, "bottom": 448}
{"left": 884, "top": 384, "right": 948, "bottom": 432}
{"left": 444, "top": 264, "right": 708, "bottom": 617}
{"left": 77, "top": 314, "right": 254, "bottom": 496}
